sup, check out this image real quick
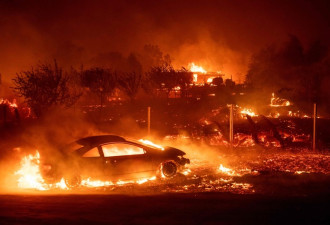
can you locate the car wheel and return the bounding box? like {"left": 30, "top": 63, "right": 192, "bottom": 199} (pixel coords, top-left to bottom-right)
{"left": 64, "top": 174, "right": 81, "bottom": 188}
{"left": 161, "top": 161, "right": 177, "bottom": 178}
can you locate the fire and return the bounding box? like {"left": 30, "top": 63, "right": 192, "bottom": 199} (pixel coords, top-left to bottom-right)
{"left": 240, "top": 108, "right": 257, "bottom": 117}
{"left": 15, "top": 151, "right": 159, "bottom": 191}
{"left": 189, "top": 63, "right": 207, "bottom": 73}
{"left": 0, "top": 98, "right": 18, "bottom": 108}
{"left": 15, "top": 151, "right": 69, "bottom": 190}
{"left": 138, "top": 139, "right": 164, "bottom": 150}
{"left": 193, "top": 74, "right": 198, "bottom": 82}
{"left": 218, "top": 164, "right": 236, "bottom": 176}
{"left": 15, "top": 151, "right": 48, "bottom": 190}
{"left": 206, "top": 77, "right": 214, "bottom": 83}
{"left": 270, "top": 93, "right": 291, "bottom": 107}
{"left": 189, "top": 63, "right": 207, "bottom": 84}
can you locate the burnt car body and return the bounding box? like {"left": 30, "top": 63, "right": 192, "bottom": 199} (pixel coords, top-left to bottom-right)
{"left": 42, "top": 135, "right": 190, "bottom": 187}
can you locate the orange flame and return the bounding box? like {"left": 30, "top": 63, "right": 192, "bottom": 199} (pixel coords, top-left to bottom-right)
{"left": 189, "top": 63, "right": 207, "bottom": 73}
{"left": 270, "top": 93, "right": 291, "bottom": 107}
{"left": 138, "top": 139, "right": 164, "bottom": 150}
{"left": 240, "top": 108, "right": 257, "bottom": 117}
{"left": 15, "top": 151, "right": 159, "bottom": 191}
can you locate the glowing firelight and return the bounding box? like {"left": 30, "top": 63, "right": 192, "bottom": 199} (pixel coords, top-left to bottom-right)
{"left": 15, "top": 151, "right": 48, "bottom": 190}
{"left": 218, "top": 164, "right": 236, "bottom": 176}
{"left": 270, "top": 93, "right": 291, "bottom": 107}
{"left": 240, "top": 108, "right": 257, "bottom": 117}
{"left": 16, "top": 151, "right": 159, "bottom": 191}
{"left": 189, "top": 63, "right": 207, "bottom": 73}
{"left": 0, "top": 98, "right": 18, "bottom": 108}
{"left": 189, "top": 63, "right": 207, "bottom": 83}
{"left": 138, "top": 139, "right": 164, "bottom": 150}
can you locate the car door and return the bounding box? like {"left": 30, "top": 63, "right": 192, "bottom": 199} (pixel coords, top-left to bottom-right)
{"left": 100, "top": 143, "right": 153, "bottom": 179}
{"left": 78, "top": 146, "right": 105, "bottom": 178}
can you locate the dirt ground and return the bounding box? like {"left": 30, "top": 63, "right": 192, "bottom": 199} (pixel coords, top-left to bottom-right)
{"left": 0, "top": 192, "right": 329, "bottom": 225}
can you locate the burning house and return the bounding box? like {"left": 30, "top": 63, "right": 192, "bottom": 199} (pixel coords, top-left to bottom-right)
{"left": 189, "top": 63, "right": 225, "bottom": 85}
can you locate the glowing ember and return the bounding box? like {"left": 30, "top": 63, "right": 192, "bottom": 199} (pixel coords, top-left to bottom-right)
{"left": 81, "top": 178, "right": 114, "bottom": 187}
{"left": 138, "top": 139, "right": 164, "bottom": 150}
{"left": 218, "top": 164, "right": 236, "bottom": 176}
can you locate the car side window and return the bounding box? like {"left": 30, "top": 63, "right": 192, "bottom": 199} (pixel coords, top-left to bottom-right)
{"left": 102, "top": 143, "right": 145, "bottom": 157}
{"left": 82, "top": 147, "right": 100, "bottom": 157}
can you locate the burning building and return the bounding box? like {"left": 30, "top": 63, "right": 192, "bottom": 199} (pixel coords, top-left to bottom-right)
{"left": 189, "top": 63, "right": 225, "bottom": 85}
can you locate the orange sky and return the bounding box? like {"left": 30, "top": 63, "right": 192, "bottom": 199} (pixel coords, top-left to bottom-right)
{"left": 0, "top": 0, "right": 329, "bottom": 84}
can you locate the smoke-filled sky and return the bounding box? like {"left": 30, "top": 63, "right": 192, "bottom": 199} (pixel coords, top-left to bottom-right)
{"left": 0, "top": 0, "right": 329, "bottom": 82}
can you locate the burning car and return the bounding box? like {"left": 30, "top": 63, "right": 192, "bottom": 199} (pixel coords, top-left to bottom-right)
{"left": 41, "top": 135, "right": 190, "bottom": 187}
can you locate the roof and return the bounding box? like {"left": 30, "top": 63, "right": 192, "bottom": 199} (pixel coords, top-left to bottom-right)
{"left": 76, "top": 135, "right": 127, "bottom": 147}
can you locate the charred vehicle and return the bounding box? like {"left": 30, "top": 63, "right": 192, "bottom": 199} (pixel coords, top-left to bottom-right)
{"left": 41, "top": 135, "right": 190, "bottom": 187}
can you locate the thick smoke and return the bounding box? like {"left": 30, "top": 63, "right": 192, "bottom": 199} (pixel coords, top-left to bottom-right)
{"left": 0, "top": 0, "right": 329, "bottom": 84}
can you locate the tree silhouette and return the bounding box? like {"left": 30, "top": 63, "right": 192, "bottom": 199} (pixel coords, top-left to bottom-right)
{"left": 245, "top": 35, "right": 329, "bottom": 109}
{"left": 146, "top": 65, "right": 192, "bottom": 98}
{"left": 12, "top": 62, "right": 80, "bottom": 117}
{"left": 118, "top": 71, "right": 143, "bottom": 101}
{"left": 80, "top": 67, "right": 117, "bottom": 107}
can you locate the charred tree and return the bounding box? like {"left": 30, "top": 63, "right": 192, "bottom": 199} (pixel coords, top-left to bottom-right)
{"left": 12, "top": 61, "right": 81, "bottom": 117}
{"left": 80, "top": 67, "right": 117, "bottom": 106}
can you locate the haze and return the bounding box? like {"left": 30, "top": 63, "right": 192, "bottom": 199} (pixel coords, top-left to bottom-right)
{"left": 0, "top": 0, "right": 329, "bottom": 83}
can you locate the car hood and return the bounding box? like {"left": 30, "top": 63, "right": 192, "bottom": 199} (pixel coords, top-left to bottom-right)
{"left": 163, "top": 147, "right": 186, "bottom": 157}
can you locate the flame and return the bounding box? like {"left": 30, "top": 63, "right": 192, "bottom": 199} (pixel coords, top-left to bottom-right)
{"left": 193, "top": 74, "right": 198, "bottom": 82}
{"left": 15, "top": 152, "right": 70, "bottom": 190}
{"left": 15, "top": 151, "right": 159, "bottom": 191}
{"left": 189, "top": 63, "right": 207, "bottom": 84}
{"left": 218, "top": 164, "right": 236, "bottom": 176}
{"left": 240, "top": 108, "right": 257, "bottom": 117}
{"left": 138, "top": 139, "right": 164, "bottom": 150}
{"left": 189, "top": 63, "right": 207, "bottom": 73}
{"left": 270, "top": 93, "right": 291, "bottom": 107}
{"left": 206, "top": 77, "right": 214, "bottom": 83}
{"left": 15, "top": 151, "right": 48, "bottom": 190}
{"left": 0, "top": 98, "right": 18, "bottom": 108}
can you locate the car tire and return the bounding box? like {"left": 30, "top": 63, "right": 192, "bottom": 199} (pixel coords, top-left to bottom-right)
{"left": 161, "top": 161, "right": 177, "bottom": 178}
{"left": 64, "top": 174, "right": 81, "bottom": 188}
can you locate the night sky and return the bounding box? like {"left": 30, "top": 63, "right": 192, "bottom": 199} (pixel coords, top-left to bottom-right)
{"left": 0, "top": 0, "right": 329, "bottom": 82}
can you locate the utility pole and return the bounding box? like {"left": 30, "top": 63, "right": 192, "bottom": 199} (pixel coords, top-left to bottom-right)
{"left": 229, "top": 104, "right": 234, "bottom": 147}
{"left": 147, "top": 106, "right": 151, "bottom": 136}
{"left": 313, "top": 103, "right": 317, "bottom": 151}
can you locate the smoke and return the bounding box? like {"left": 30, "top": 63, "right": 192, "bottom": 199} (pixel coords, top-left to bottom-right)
{"left": 0, "top": 0, "right": 329, "bottom": 84}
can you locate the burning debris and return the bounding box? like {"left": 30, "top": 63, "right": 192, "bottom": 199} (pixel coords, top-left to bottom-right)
{"left": 0, "top": 98, "right": 32, "bottom": 123}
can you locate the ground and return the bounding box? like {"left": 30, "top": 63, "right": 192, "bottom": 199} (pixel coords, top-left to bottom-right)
{"left": 0, "top": 192, "right": 329, "bottom": 225}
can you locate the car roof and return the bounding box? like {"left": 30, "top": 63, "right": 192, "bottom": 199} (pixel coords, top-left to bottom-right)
{"left": 76, "top": 135, "right": 127, "bottom": 147}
